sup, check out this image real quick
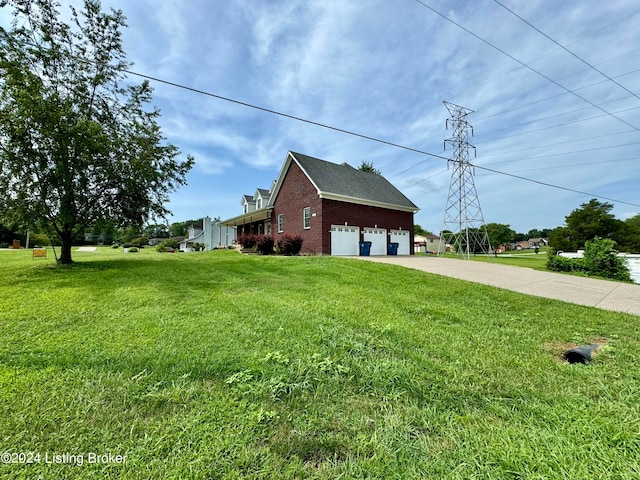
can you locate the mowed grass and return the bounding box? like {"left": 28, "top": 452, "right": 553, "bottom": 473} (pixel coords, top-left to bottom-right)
{"left": 0, "top": 248, "right": 639, "bottom": 479}
{"left": 434, "top": 249, "right": 550, "bottom": 270}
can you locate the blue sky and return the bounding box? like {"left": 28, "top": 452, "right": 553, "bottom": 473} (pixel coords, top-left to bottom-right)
{"left": 3, "top": 0, "right": 640, "bottom": 234}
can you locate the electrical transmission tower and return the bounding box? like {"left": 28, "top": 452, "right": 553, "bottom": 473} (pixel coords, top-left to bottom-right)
{"left": 438, "top": 101, "right": 492, "bottom": 260}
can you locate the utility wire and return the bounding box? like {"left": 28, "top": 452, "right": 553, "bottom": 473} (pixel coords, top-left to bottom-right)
{"left": 476, "top": 104, "right": 640, "bottom": 143}
{"left": 412, "top": 0, "right": 640, "bottom": 133}
{"left": 128, "top": 69, "right": 639, "bottom": 209}
{"left": 490, "top": 156, "right": 640, "bottom": 174}
{"left": 446, "top": 12, "right": 640, "bottom": 114}
{"left": 473, "top": 164, "right": 640, "bottom": 208}
{"left": 475, "top": 66, "right": 640, "bottom": 124}
{"left": 479, "top": 130, "right": 635, "bottom": 159}
{"left": 125, "top": 69, "right": 450, "bottom": 162}
{"left": 493, "top": 0, "right": 640, "bottom": 103}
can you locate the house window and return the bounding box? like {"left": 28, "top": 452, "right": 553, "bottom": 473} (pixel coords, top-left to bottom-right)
{"left": 278, "top": 214, "right": 284, "bottom": 233}
{"left": 303, "top": 207, "right": 311, "bottom": 229}
{"left": 256, "top": 198, "right": 262, "bottom": 209}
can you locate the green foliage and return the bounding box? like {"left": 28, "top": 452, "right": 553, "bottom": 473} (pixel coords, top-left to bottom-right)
{"left": 155, "top": 243, "right": 167, "bottom": 253}
{"left": 163, "top": 238, "right": 180, "bottom": 249}
{"left": 547, "top": 199, "right": 640, "bottom": 254}
{"left": 168, "top": 219, "right": 200, "bottom": 238}
{"left": 414, "top": 224, "right": 432, "bottom": 236}
{"left": 277, "top": 233, "right": 304, "bottom": 255}
{"left": 549, "top": 226, "right": 573, "bottom": 253}
{"left": 547, "top": 238, "right": 631, "bottom": 282}
{"left": 550, "top": 199, "right": 621, "bottom": 253}
{"left": 583, "top": 238, "right": 631, "bottom": 281}
{"left": 28, "top": 232, "right": 60, "bottom": 247}
{"left": 357, "top": 160, "right": 381, "bottom": 175}
{"left": 0, "top": 0, "right": 193, "bottom": 264}
{"left": 485, "top": 223, "right": 516, "bottom": 248}
{"left": 546, "top": 252, "right": 585, "bottom": 274}
{"left": 126, "top": 247, "right": 139, "bottom": 253}
{"left": 129, "top": 236, "right": 149, "bottom": 246}
{"left": 143, "top": 223, "right": 170, "bottom": 239}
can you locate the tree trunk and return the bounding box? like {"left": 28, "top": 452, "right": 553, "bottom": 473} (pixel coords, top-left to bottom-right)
{"left": 59, "top": 231, "right": 74, "bottom": 264}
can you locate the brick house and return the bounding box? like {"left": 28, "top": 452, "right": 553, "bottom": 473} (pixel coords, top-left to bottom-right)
{"left": 220, "top": 151, "right": 419, "bottom": 255}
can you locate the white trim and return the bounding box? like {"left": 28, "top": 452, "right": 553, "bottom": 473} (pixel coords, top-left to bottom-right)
{"left": 319, "top": 192, "right": 418, "bottom": 213}
{"left": 303, "top": 206, "right": 311, "bottom": 229}
{"left": 277, "top": 213, "right": 284, "bottom": 233}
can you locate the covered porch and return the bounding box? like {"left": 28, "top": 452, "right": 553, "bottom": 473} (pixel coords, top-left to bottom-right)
{"left": 219, "top": 207, "right": 273, "bottom": 239}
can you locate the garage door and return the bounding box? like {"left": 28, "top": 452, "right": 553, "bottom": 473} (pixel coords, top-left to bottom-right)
{"left": 389, "top": 229, "right": 410, "bottom": 255}
{"left": 363, "top": 227, "right": 387, "bottom": 255}
{"left": 331, "top": 225, "right": 360, "bottom": 256}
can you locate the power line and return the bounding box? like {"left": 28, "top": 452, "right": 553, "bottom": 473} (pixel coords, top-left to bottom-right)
{"left": 473, "top": 164, "right": 640, "bottom": 208}
{"left": 478, "top": 129, "right": 635, "bottom": 159}
{"left": 493, "top": 0, "right": 640, "bottom": 103}
{"left": 445, "top": 12, "right": 640, "bottom": 114}
{"left": 475, "top": 66, "right": 640, "bottom": 124}
{"left": 412, "top": 0, "right": 640, "bottom": 133}
{"left": 481, "top": 139, "right": 640, "bottom": 167}
{"left": 475, "top": 104, "right": 640, "bottom": 143}
{"left": 128, "top": 69, "right": 639, "bottom": 210}
{"left": 125, "top": 69, "right": 450, "bottom": 162}
{"left": 487, "top": 156, "right": 640, "bottom": 174}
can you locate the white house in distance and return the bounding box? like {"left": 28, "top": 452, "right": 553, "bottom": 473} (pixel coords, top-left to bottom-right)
{"left": 179, "top": 216, "right": 236, "bottom": 251}
{"left": 414, "top": 234, "right": 445, "bottom": 254}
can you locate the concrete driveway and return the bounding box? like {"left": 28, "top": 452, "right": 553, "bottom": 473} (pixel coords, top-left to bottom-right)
{"left": 351, "top": 256, "right": 640, "bottom": 316}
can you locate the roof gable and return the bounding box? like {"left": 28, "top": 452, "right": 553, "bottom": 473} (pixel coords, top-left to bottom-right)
{"left": 270, "top": 151, "right": 418, "bottom": 212}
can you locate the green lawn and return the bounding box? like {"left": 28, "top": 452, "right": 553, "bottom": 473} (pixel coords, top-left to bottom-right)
{"left": 432, "top": 248, "right": 550, "bottom": 270}
{"left": 1, "top": 248, "right": 639, "bottom": 479}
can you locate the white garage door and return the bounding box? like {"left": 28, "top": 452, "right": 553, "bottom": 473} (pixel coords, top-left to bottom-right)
{"left": 389, "top": 229, "right": 410, "bottom": 255}
{"left": 331, "top": 225, "right": 360, "bottom": 256}
{"left": 363, "top": 227, "right": 387, "bottom": 255}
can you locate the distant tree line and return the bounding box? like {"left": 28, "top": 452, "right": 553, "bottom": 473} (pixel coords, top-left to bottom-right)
{"left": 0, "top": 219, "right": 203, "bottom": 248}
{"left": 415, "top": 199, "right": 639, "bottom": 254}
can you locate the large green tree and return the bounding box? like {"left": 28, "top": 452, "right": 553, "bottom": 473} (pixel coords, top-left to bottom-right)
{"left": 0, "top": 0, "right": 193, "bottom": 263}
{"left": 549, "top": 199, "right": 623, "bottom": 253}
{"left": 484, "top": 223, "right": 516, "bottom": 249}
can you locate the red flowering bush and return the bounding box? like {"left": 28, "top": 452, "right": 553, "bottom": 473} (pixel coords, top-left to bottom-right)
{"left": 255, "top": 235, "right": 275, "bottom": 255}
{"left": 277, "top": 234, "right": 303, "bottom": 255}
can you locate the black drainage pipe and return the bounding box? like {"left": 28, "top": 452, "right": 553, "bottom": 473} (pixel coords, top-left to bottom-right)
{"left": 563, "top": 344, "right": 601, "bottom": 365}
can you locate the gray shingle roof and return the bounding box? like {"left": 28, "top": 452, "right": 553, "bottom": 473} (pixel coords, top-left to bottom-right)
{"left": 290, "top": 152, "right": 418, "bottom": 211}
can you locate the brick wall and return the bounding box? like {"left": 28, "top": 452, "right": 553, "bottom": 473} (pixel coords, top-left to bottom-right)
{"left": 271, "top": 161, "right": 323, "bottom": 254}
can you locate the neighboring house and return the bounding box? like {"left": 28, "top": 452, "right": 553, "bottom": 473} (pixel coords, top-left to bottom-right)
{"left": 148, "top": 237, "right": 168, "bottom": 246}
{"left": 220, "top": 151, "right": 419, "bottom": 255}
{"left": 179, "top": 216, "right": 236, "bottom": 251}
{"left": 414, "top": 234, "right": 444, "bottom": 254}
{"left": 528, "top": 237, "right": 549, "bottom": 247}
